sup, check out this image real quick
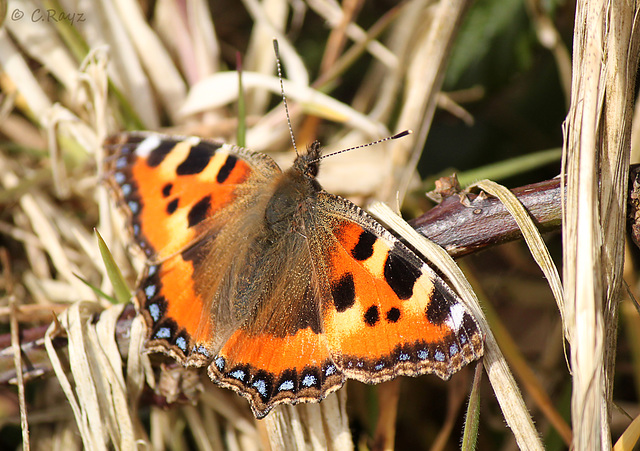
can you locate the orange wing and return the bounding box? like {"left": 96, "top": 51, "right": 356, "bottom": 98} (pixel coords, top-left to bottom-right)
{"left": 315, "top": 194, "right": 484, "bottom": 382}
{"left": 104, "top": 132, "right": 281, "bottom": 363}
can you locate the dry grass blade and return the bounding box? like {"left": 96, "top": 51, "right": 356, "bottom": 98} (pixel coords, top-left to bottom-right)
{"left": 264, "top": 390, "right": 352, "bottom": 451}
{"left": 5, "top": 0, "right": 77, "bottom": 92}
{"left": 241, "top": 0, "right": 309, "bottom": 86}
{"left": 180, "top": 71, "right": 388, "bottom": 142}
{"left": 369, "top": 202, "right": 544, "bottom": 450}
{"left": 44, "top": 303, "right": 107, "bottom": 450}
{"left": 90, "top": 306, "right": 137, "bottom": 448}
{"left": 45, "top": 302, "right": 148, "bottom": 450}
{"left": 472, "top": 180, "right": 565, "bottom": 328}
{"left": 613, "top": 410, "right": 640, "bottom": 451}
{"left": 111, "top": 0, "right": 186, "bottom": 123}
{"left": 153, "top": 0, "right": 220, "bottom": 85}
{"left": 5, "top": 250, "right": 30, "bottom": 451}
{"left": 384, "top": 0, "right": 473, "bottom": 205}
{"left": 307, "top": 0, "right": 395, "bottom": 65}
{"left": 126, "top": 315, "right": 154, "bottom": 404}
{"left": 0, "top": 28, "right": 52, "bottom": 122}
{"left": 1, "top": 166, "right": 94, "bottom": 300}
{"left": 562, "top": 1, "right": 640, "bottom": 449}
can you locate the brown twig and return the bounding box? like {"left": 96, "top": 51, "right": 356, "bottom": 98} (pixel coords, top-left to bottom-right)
{"left": 411, "top": 176, "right": 563, "bottom": 257}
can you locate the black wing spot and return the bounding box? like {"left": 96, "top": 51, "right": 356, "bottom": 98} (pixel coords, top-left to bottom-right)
{"left": 425, "top": 286, "right": 452, "bottom": 325}
{"left": 383, "top": 253, "right": 421, "bottom": 300}
{"left": 166, "top": 198, "right": 179, "bottom": 214}
{"left": 386, "top": 307, "right": 401, "bottom": 323}
{"left": 188, "top": 196, "right": 211, "bottom": 228}
{"left": 331, "top": 273, "right": 356, "bottom": 312}
{"left": 162, "top": 183, "right": 173, "bottom": 197}
{"left": 176, "top": 146, "right": 214, "bottom": 175}
{"left": 352, "top": 230, "right": 376, "bottom": 261}
{"left": 217, "top": 155, "right": 238, "bottom": 183}
{"left": 364, "top": 305, "right": 380, "bottom": 326}
{"left": 147, "top": 141, "right": 175, "bottom": 167}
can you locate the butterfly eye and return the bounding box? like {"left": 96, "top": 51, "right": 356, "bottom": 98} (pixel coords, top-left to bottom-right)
{"left": 306, "top": 161, "right": 319, "bottom": 178}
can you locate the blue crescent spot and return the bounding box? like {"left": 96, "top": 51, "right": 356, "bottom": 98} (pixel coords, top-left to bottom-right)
{"left": 116, "top": 157, "right": 128, "bottom": 169}
{"left": 144, "top": 284, "right": 157, "bottom": 298}
{"left": 148, "top": 303, "right": 161, "bottom": 322}
{"left": 252, "top": 379, "right": 268, "bottom": 396}
{"left": 175, "top": 336, "right": 187, "bottom": 352}
{"left": 127, "top": 201, "right": 139, "bottom": 214}
{"left": 278, "top": 380, "right": 294, "bottom": 392}
{"left": 229, "top": 369, "right": 246, "bottom": 381}
{"left": 302, "top": 374, "right": 317, "bottom": 387}
{"left": 155, "top": 327, "right": 171, "bottom": 339}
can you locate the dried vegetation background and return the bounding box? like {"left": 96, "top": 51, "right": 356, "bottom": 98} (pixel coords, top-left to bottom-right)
{"left": 0, "top": 0, "right": 639, "bottom": 450}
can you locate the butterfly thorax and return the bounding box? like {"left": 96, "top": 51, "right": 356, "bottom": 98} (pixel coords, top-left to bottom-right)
{"left": 264, "top": 141, "right": 323, "bottom": 234}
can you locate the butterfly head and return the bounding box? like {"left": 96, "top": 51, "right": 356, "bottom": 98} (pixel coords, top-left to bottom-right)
{"left": 293, "top": 140, "right": 322, "bottom": 179}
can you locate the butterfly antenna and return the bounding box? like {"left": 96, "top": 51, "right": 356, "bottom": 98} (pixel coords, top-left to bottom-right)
{"left": 314, "top": 130, "right": 413, "bottom": 162}
{"left": 273, "top": 39, "right": 299, "bottom": 156}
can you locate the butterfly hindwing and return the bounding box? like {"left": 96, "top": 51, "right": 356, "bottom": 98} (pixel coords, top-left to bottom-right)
{"left": 205, "top": 207, "right": 345, "bottom": 418}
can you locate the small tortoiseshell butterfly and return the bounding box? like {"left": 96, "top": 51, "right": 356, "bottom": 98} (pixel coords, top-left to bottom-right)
{"left": 104, "top": 129, "right": 484, "bottom": 418}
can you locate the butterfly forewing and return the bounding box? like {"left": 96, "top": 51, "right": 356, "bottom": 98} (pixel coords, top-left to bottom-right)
{"left": 105, "top": 132, "right": 282, "bottom": 362}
